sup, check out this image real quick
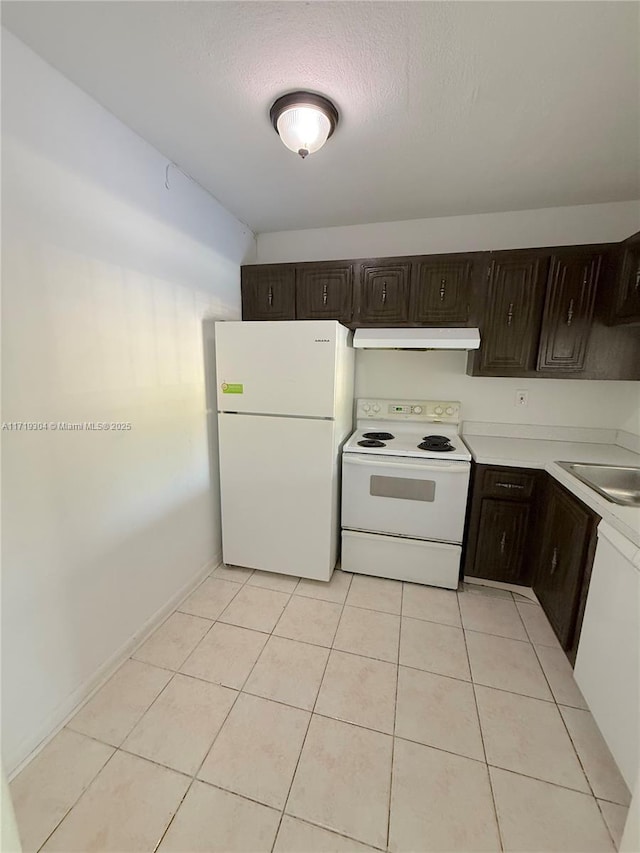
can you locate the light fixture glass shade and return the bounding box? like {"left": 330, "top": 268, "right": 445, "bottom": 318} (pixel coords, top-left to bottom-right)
{"left": 276, "top": 106, "right": 331, "bottom": 157}
{"left": 270, "top": 92, "right": 339, "bottom": 159}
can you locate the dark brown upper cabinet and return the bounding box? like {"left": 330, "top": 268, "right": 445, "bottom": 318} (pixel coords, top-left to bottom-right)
{"left": 537, "top": 252, "right": 602, "bottom": 372}
{"left": 533, "top": 478, "right": 598, "bottom": 653}
{"left": 296, "top": 264, "right": 354, "bottom": 324}
{"left": 610, "top": 232, "right": 640, "bottom": 325}
{"left": 474, "top": 253, "right": 548, "bottom": 374}
{"left": 409, "top": 255, "right": 474, "bottom": 324}
{"left": 356, "top": 262, "right": 411, "bottom": 324}
{"left": 240, "top": 234, "right": 640, "bottom": 379}
{"left": 241, "top": 265, "right": 296, "bottom": 321}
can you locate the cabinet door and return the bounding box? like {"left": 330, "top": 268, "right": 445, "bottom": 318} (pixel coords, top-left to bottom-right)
{"left": 241, "top": 267, "right": 295, "bottom": 321}
{"left": 611, "top": 243, "right": 640, "bottom": 324}
{"left": 296, "top": 265, "right": 353, "bottom": 323}
{"left": 478, "top": 255, "right": 548, "bottom": 373}
{"left": 470, "top": 499, "right": 531, "bottom": 584}
{"left": 534, "top": 481, "right": 591, "bottom": 648}
{"left": 410, "top": 257, "right": 473, "bottom": 324}
{"left": 357, "top": 262, "right": 411, "bottom": 324}
{"left": 537, "top": 253, "right": 601, "bottom": 371}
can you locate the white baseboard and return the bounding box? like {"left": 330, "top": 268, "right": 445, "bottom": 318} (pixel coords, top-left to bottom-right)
{"left": 7, "top": 552, "right": 221, "bottom": 780}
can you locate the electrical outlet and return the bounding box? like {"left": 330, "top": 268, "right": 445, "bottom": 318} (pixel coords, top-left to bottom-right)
{"left": 515, "top": 390, "right": 529, "bottom": 407}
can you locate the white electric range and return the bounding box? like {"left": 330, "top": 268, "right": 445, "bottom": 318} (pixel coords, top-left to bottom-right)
{"left": 341, "top": 399, "right": 471, "bottom": 589}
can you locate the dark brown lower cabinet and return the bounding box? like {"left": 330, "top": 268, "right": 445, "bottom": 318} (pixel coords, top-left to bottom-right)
{"left": 463, "top": 465, "right": 599, "bottom": 664}
{"left": 533, "top": 479, "right": 599, "bottom": 661}
{"left": 463, "top": 465, "right": 541, "bottom": 585}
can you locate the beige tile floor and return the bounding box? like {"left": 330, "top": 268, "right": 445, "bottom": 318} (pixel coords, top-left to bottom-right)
{"left": 11, "top": 569, "right": 631, "bottom": 853}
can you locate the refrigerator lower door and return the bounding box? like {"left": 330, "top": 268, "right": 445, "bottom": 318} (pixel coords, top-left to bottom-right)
{"left": 218, "top": 413, "right": 339, "bottom": 580}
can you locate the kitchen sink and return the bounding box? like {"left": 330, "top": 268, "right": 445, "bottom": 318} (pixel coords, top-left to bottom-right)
{"left": 557, "top": 462, "right": 640, "bottom": 507}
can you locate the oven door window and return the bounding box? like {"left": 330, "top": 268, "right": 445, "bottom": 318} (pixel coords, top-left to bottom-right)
{"left": 370, "top": 475, "right": 435, "bottom": 502}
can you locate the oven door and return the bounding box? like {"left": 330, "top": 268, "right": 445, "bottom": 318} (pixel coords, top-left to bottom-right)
{"left": 342, "top": 453, "right": 470, "bottom": 544}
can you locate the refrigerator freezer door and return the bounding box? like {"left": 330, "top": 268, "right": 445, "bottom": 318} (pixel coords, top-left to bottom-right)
{"left": 215, "top": 321, "right": 346, "bottom": 418}
{"left": 218, "top": 413, "right": 339, "bottom": 580}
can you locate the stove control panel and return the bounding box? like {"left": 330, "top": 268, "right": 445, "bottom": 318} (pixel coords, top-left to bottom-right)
{"left": 357, "top": 399, "right": 461, "bottom": 423}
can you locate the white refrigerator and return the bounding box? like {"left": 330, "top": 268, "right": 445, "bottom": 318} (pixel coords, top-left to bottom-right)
{"left": 215, "top": 320, "right": 354, "bottom": 580}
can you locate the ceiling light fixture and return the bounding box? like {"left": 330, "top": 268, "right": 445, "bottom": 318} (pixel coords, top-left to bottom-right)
{"left": 270, "top": 91, "right": 339, "bottom": 160}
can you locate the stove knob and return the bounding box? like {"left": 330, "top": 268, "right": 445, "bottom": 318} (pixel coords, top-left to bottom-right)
{"left": 362, "top": 403, "right": 371, "bottom": 412}
{"left": 413, "top": 406, "right": 422, "bottom": 414}
{"left": 435, "top": 406, "right": 444, "bottom": 415}
{"left": 445, "top": 406, "right": 454, "bottom": 416}
{"left": 372, "top": 404, "right": 381, "bottom": 413}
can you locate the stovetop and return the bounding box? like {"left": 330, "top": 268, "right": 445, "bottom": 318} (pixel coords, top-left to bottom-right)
{"left": 343, "top": 398, "right": 472, "bottom": 462}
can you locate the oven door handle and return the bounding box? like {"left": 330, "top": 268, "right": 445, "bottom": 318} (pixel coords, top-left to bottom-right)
{"left": 343, "top": 456, "right": 469, "bottom": 473}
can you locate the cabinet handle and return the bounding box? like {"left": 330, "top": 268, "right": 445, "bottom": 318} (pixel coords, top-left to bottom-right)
{"left": 439, "top": 279, "right": 447, "bottom": 301}
{"left": 506, "top": 303, "right": 514, "bottom": 326}
{"left": 381, "top": 281, "right": 387, "bottom": 304}
{"left": 550, "top": 546, "right": 558, "bottom": 575}
{"left": 500, "top": 531, "right": 507, "bottom": 554}
{"left": 566, "top": 298, "right": 575, "bottom": 326}
{"left": 267, "top": 286, "right": 273, "bottom": 307}
{"left": 322, "top": 283, "right": 328, "bottom": 306}
{"left": 495, "top": 482, "right": 524, "bottom": 490}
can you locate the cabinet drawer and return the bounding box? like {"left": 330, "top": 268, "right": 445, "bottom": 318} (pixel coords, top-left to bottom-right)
{"left": 482, "top": 468, "right": 537, "bottom": 500}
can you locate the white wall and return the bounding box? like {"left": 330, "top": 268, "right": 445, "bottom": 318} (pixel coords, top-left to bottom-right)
{"left": 256, "top": 201, "right": 640, "bottom": 263}
{"left": 1, "top": 30, "right": 256, "bottom": 773}
{"left": 356, "top": 350, "right": 639, "bottom": 434}
{"left": 257, "top": 201, "right": 640, "bottom": 437}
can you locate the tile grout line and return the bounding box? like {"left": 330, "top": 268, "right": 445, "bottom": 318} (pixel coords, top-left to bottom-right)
{"left": 458, "top": 585, "right": 505, "bottom": 852}
{"left": 502, "top": 590, "right": 620, "bottom": 841}
{"left": 165, "top": 566, "right": 258, "bottom": 673}
{"left": 28, "top": 574, "right": 624, "bottom": 849}
{"left": 271, "top": 812, "right": 389, "bottom": 852}
{"left": 270, "top": 571, "right": 355, "bottom": 852}
{"left": 594, "top": 799, "right": 625, "bottom": 850}
{"left": 153, "top": 570, "right": 302, "bottom": 852}
{"left": 34, "top": 744, "right": 118, "bottom": 853}
{"left": 148, "top": 567, "right": 268, "bottom": 852}
{"left": 385, "top": 582, "right": 404, "bottom": 851}
{"left": 29, "top": 571, "right": 613, "bottom": 852}
{"left": 39, "top": 565, "right": 269, "bottom": 853}
{"left": 484, "top": 763, "right": 625, "bottom": 800}
{"left": 120, "top": 596, "right": 252, "bottom": 752}
{"left": 175, "top": 571, "right": 622, "bottom": 847}
{"left": 512, "top": 597, "right": 602, "bottom": 807}
{"left": 24, "top": 568, "right": 234, "bottom": 799}
{"left": 403, "top": 609, "right": 563, "bottom": 648}
{"left": 26, "top": 569, "right": 333, "bottom": 852}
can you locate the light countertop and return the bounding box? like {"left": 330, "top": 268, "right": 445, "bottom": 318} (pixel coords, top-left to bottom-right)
{"left": 461, "top": 434, "right": 640, "bottom": 548}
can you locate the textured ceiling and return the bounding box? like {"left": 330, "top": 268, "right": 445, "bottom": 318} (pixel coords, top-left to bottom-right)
{"left": 2, "top": 1, "right": 639, "bottom": 233}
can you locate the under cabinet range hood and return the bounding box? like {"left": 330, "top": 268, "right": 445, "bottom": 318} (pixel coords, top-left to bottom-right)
{"left": 353, "top": 327, "right": 481, "bottom": 350}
